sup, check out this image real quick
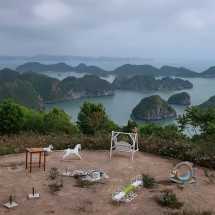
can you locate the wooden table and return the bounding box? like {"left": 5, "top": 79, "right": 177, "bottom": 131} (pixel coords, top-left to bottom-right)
{"left": 26, "top": 148, "right": 47, "bottom": 173}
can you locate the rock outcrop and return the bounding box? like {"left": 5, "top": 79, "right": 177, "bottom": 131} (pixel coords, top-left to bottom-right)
{"left": 112, "top": 75, "right": 193, "bottom": 91}
{"left": 131, "top": 95, "right": 176, "bottom": 121}
{"left": 168, "top": 92, "right": 191, "bottom": 105}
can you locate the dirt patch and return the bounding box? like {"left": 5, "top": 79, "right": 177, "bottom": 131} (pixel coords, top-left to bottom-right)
{"left": 0, "top": 151, "right": 214, "bottom": 215}
{"left": 7, "top": 165, "right": 25, "bottom": 172}
{"left": 158, "top": 180, "right": 174, "bottom": 186}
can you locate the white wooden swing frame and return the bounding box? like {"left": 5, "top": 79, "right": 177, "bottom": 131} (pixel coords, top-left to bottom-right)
{"left": 110, "top": 131, "right": 139, "bottom": 161}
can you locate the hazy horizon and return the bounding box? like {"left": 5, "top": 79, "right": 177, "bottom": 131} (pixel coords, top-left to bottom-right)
{"left": 1, "top": 0, "right": 215, "bottom": 63}
{"left": 0, "top": 55, "right": 214, "bottom": 72}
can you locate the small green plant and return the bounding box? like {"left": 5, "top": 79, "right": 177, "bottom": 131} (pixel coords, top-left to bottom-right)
{"left": 156, "top": 190, "right": 183, "bottom": 209}
{"left": 204, "top": 169, "right": 215, "bottom": 184}
{"left": 48, "top": 181, "right": 63, "bottom": 194}
{"left": 142, "top": 173, "right": 156, "bottom": 189}
{"left": 49, "top": 167, "right": 60, "bottom": 180}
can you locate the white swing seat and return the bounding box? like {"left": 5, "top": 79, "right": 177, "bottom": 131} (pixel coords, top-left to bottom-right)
{"left": 115, "top": 141, "right": 132, "bottom": 152}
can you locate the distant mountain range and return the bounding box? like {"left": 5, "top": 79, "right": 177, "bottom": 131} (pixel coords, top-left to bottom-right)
{"left": 16, "top": 62, "right": 108, "bottom": 77}
{"left": 15, "top": 62, "right": 215, "bottom": 78}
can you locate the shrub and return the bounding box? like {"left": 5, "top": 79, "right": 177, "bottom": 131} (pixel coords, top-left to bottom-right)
{"left": 204, "top": 169, "right": 215, "bottom": 184}
{"left": 48, "top": 167, "right": 63, "bottom": 194}
{"left": 122, "top": 120, "right": 139, "bottom": 133}
{"left": 142, "top": 173, "right": 156, "bottom": 189}
{"left": 49, "top": 180, "right": 63, "bottom": 194}
{"left": 139, "top": 123, "right": 161, "bottom": 136}
{"left": 186, "top": 141, "right": 215, "bottom": 169}
{"left": 155, "top": 190, "right": 183, "bottom": 209}
{"left": 49, "top": 167, "right": 60, "bottom": 180}
{"left": 23, "top": 110, "right": 46, "bottom": 133}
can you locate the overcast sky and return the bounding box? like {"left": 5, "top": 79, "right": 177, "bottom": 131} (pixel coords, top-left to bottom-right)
{"left": 1, "top": 0, "right": 215, "bottom": 61}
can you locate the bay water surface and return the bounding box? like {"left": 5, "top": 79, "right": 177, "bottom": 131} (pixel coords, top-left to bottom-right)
{"left": 45, "top": 73, "right": 215, "bottom": 126}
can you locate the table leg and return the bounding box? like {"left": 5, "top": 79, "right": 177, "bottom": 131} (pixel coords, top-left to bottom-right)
{"left": 44, "top": 153, "right": 46, "bottom": 171}
{"left": 26, "top": 151, "right": 28, "bottom": 169}
{"left": 39, "top": 152, "right": 41, "bottom": 168}
{"left": 30, "top": 153, "right": 32, "bottom": 173}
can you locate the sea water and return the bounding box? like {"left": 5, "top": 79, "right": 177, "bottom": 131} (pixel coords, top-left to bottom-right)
{"left": 45, "top": 76, "right": 215, "bottom": 126}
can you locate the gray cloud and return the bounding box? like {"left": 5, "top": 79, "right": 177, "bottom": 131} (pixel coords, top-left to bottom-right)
{"left": 1, "top": 0, "right": 215, "bottom": 60}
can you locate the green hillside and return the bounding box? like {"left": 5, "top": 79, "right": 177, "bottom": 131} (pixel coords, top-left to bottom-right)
{"left": 0, "top": 69, "right": 114, "bottom": 108}
{"left": 198, "top": 95, "right": 215, "bottom": 109}
{"left": 0, "top": 80, "right": 39, "bottom": 108}
{"left": 201, "top": 66, "right": 215, "bottom": 77}
{"left": 0, "top": 68, "right": 20, "bottom": 83}
{"left": 20, "top": 71, "right": 60, "bottom": 101}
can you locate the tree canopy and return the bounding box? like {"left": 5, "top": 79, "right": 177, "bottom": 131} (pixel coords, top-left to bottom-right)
{"left": 0, "top": 99, "right": 25, "bottom": 134}
{"left": 176, "top": 106, "right": 215, "bottom": 137}
{"left": 77, "top": 101, "right": 119, "bottom": 135}
{"left": 44, "top": 107, "right": 74, "bottom": 134}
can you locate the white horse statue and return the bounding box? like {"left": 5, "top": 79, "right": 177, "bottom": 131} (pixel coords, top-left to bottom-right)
{"left": 62, "top": 144, "right": 82, "bottom": 160}
{"left": 43, "top": 144, "right": 54, "bottom": 154}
